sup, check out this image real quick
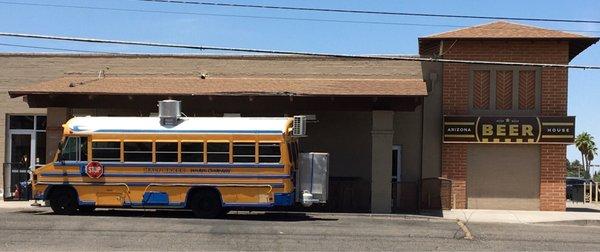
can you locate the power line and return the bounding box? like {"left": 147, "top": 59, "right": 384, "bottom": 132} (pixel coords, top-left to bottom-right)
{"left": 1, "top": 1, "right": 599, "bottom": 34}
{"left": 0, "top": 1, "right": 469, "bottom": 29}
{"left": 138, "top": 0, "right": 600, "bottom": 24}
{"left": 1, "top": 32, "right": 599, "bottom": 69}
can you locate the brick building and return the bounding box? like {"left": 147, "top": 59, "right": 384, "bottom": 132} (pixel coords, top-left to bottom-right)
{"left": 420, "top": 21, "right": 598, "bottom": 211}
{"left": 2, "top": 21, "right": 598, "bottom": 212}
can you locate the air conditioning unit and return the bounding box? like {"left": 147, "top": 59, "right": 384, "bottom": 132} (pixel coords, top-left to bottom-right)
{"left": 292, "top": 115, "right": 307, "bottom": 137}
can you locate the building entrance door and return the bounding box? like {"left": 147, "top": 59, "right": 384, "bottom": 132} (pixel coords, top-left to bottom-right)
{"left": 7, "top": 134, "right": 32, "bottom": 199}
{"left": 3, "top": 115, "right": 46, "bottom": 199}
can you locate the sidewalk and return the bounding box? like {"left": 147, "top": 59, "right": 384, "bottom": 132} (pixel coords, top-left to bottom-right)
{"left": 3, "top": 199, "right": 600, "bottom": 225}
{"left": 0, "top": 200, "right": 40, "bottom": 209}
{"left": 442, "top": 202, "right": 600, "bottom": 224}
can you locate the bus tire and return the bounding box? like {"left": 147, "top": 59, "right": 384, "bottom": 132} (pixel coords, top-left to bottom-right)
{"left": 49, "top": 187, "right": 78, "bottom": 215}
{"left": 190, "top": 189, "right": 222, "bottom": 219}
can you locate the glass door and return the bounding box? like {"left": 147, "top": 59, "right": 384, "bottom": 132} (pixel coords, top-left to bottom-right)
{"left": 4, "top": 115, "right": 46, "bottom": 199}
{"left": 7, "top": 133, "right": 33, "bottom": 199}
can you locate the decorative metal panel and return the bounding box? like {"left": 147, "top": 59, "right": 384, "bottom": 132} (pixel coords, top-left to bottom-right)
{"left": 495, "top": 70, "right": 513, "bottom": 110}
{"left": 519, "top": 70, "right": 536, "bottom": 110}
{"left": 472, "top": 70, "right": 491, "bottom": 110}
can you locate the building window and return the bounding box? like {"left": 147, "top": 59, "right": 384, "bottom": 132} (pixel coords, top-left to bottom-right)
{"left": 7, "top": 115, "right": 47, "bottom": 165}
{"left": 9, "top": 116, "right": 34, "bottom": 130}
{"left": 36, "top": 116, "right": 47, "bottom": 130}
{"left": 92, "top": 141, "right": 121, "bottom": 162}
{"left": 181, "top": 142, "right": 204, "bottom": 163}
{"left": 258, "top": 143, "right": 281, "bottom": 163}
{"left": 124, "top": 142, "right": 152, "bottom": 162}
{"left": 470, "top": 67, "right": 540, "bottom": 114}
{"left": 36, "top": 132, "right": 46, "bottom": 164}
{"left": 233, "top": 142, "right": 256, "bottom": 163}
{"left": 207, "top": 142, "right": 230, "bottom": 163}
{"left": 155, "top": 142, "right": 178, "bottom": 163}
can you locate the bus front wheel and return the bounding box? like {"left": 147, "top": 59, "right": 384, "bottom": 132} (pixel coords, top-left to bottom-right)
{"left": 190, "top": 190, "right": 222, "bottom": 219}
{"left": 49, "top": 188, "right": 78, "bottom": 215}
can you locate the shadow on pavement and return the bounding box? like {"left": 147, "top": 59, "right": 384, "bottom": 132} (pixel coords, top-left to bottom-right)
{"left": 566, "top": 207, "right": 600, "bottom": 213}
{"left": 31, "top": 208, "right": 338, "bottom": 222}
{"left": 418, "top": 210, "right": 444, "bottom": 217}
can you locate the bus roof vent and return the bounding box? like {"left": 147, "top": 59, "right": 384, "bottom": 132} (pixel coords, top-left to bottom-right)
{"left": 292, "top": 115, "right": 307, "bottom": 137}
{"left": 158, "top": 100, "right": 181, "bottom": 127}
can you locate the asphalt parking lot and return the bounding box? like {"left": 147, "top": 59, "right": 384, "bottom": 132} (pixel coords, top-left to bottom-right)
{"left": 1, "top": 207, "right": 600, "bottom": 251}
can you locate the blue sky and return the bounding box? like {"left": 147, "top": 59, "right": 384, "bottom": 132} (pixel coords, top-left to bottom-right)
{"left": 1, "top": 0, "right": 599, "bottom": 162}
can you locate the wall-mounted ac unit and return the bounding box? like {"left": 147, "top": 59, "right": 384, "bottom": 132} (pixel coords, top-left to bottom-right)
{"left": 292, "top": 115, "right": 307, "bottom": 137}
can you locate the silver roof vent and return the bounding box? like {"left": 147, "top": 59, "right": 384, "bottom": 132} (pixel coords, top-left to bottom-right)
{"left": 158, "top": 100, "right": 181, "bottom": 126}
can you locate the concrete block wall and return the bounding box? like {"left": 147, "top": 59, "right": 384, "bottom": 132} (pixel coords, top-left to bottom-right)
{"left": 439, "top": 40, "right": 570, "bottom": 211}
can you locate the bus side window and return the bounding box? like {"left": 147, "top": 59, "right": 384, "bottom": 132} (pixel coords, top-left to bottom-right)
{"left": 124, "top": 142, "right": 152, "bottom": 162}
{"left": 156, "top": 142, "right": 178, "bottom": 163}
{"left": 92, "top": 141, "right": 121, "bottom": 162}
{"left": 259, "top": 143, "right": 281, "bottom": 163}
{"left": 207, "top": 143, "right": 229, "bottom": 163}
{"left": 181, "top": 142, "right": 204, "bottom": 163}
{"left": 233, "top": 142, "right": 256, "bottom": 163}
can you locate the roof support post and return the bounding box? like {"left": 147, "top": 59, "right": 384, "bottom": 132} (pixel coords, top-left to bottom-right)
{"left": 370, "top": 110, "right": 394, "bottom": 213}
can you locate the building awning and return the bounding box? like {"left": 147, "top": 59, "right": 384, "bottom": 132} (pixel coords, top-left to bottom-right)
{"left": 9, "top": 76, "right": 427, "bottom": 98}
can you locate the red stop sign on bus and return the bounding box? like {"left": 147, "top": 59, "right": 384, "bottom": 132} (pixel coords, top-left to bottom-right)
{"left": 85, "top": 161, "right": 104, "bottom": 179}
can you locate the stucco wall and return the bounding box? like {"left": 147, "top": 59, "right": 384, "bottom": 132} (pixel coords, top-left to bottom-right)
{"left": 0, "top": 54, "right": 423, "bottom": 198}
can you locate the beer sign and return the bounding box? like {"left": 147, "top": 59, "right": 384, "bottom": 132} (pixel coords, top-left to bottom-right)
{"left": 443, "top": 116, "right": 575, "bottom": 144}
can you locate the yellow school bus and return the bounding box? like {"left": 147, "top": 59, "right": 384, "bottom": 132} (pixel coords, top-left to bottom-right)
{"left": 32, "top": 100, "right": 328, "bottom": 218}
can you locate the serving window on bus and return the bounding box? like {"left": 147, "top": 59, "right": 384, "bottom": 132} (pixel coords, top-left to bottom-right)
{"left": 181, "top": 141, "right": 204, "bottom": 163}
{"left": 83, "top": 139, "right": 283, "bottom": 164}
{"left": 206, "top": 142, "right": 230, "bottom": 163}
{"left": 258, "top": 142, "right": 281, "bottom": 163}
{"left": 123, "top": 141, "right": 152, "bottom": 162}
{"left": 155, "top": 141, "right": 178, "bottom": 163}
{"left": 91, "top": 140, "right": 120, "bottom": 162}
{"left": 233, "top": 141, "right": 256, "bottom": 163}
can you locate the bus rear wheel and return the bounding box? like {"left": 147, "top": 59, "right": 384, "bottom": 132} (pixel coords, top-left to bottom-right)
{"left": 190, "top": 190, "right": 222, "bottom": 219}
{"left": 49, "top": 188, "right": 78, "bottom": 215}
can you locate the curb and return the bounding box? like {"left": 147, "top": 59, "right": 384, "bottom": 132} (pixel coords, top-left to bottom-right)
{"left": 262, "top": 211, "right": 449, "bottom": 222}
{"left": 535, "top": 219, "right": 600, "bottom": 226}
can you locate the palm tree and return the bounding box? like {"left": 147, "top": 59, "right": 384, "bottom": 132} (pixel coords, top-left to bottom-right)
{"left": 587, "top": 143, "right": 597, "bottom": 166}
{"left": 575, "top": 132, "right": 596, "bottom": 174}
